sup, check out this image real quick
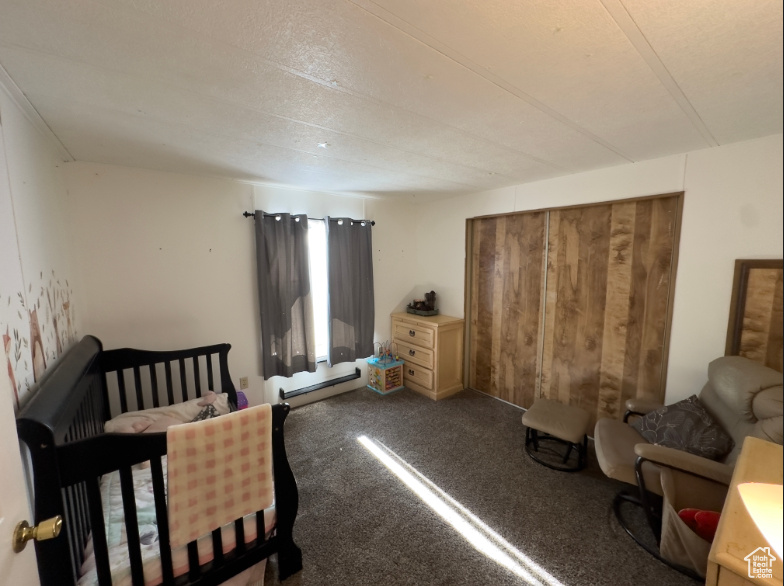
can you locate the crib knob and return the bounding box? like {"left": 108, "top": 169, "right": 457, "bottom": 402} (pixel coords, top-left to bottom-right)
{"left": 12, "top": 515, "right": 62, "bottom": 553}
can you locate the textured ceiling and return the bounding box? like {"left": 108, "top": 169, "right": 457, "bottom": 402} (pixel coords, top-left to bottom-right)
{"left": 0, "top": 0, "right": 781, "bottom": 199}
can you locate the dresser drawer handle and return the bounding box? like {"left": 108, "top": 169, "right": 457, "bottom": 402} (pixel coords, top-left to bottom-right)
{"left": 408, "top": 330, "right": 416, "bottom": 337}
{"left": 408, "top": 349, "right": 416, "bottom": 356}
{"left": 408, "top": 369, "right": 415, "bottom": 376}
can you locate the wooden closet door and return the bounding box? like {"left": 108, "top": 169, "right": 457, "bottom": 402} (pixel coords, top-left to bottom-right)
{"left": 466, "top": 194, "right": 681, "bottom": 429}
{"left": 540, "top": 196, "right": 680, "bottom": 428}
{"left": 468, "top": 212, "right": 546, "bottom": 407}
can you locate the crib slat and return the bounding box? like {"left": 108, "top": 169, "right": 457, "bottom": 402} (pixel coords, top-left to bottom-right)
{"left": 89, "top": 382, "right": 102, "bottom": 434}
{"left": 256, "top": 510, "right": 265, "bottom": 544}
{"left": 80, "top": 402, "right": 88, "bottom": 436}
{"left": 132, "top": 365, "right": 144, "bottom": 411}
{"left": 193, "top": 357, "right": 202, "bottom": 397}
{"left": 212, "top": 529, "right": 223, "bottom": 564}
{"left": 219, "top": 350, "right": 235, "bottom": 406}
{"left": 74, "top": 406, "right": 84, "bottom": 440}
{"left": 86, "top": 477, "right": 113, "bottom": 586}
{"left": 150, "top": 363, "right": 160, "bottom": 408}
{"left": 76, "top": 482, "right": 90, "bottom": 549}
{"left": 117, "top": 370, "right": 129, "bottom": 414}
{"left": 63, "top": 485, "right": 80, "bottom": 581}
{"left": 71, "top": 482, "right": 87, "bottom": 553}
{"left": 179, "top": 358, "right": 188, "bottom": 401}
{"left": 187, "top": 541, "right": 200, "bottom": 580}
{"left": 100, "top": 371, "right": 113, "bottom": 422}
{"left": 150, "top": 457, "right": 175, "bottom": 584}
{"left": 119, "top": 466, "right": 146, "bottom": 586}
{"left": 206, "top": 353, "right": 214, "bottom": 391}
{"left": 234, "top": 518, "right": 246, "bottom": 553}
{"left": 164, "top": 361, "right": 175, "bottom": 406}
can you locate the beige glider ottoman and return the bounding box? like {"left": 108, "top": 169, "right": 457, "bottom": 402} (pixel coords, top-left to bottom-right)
{"left": 522, "top": 399, "right": 590, "bottom": 471}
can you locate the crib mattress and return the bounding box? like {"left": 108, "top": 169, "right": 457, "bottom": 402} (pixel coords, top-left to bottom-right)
{"left": 78, "top": 457, "right": 275, "bottom": 586}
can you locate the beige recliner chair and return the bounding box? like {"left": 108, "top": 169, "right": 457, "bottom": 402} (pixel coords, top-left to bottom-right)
{"left": 594, "top": 355, "right": 783, "bottom": 578}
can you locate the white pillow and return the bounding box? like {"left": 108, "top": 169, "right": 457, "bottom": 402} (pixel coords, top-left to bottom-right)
{"left": 104, "top": 392, "right": 231, "bottom": 433}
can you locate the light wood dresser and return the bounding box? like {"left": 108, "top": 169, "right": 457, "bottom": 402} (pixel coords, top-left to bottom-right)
{"left": 391, "top": 312, "right": 464, "bottom": 400}
{"left": 706, "top": 437, "right": 783, "bottom": 586}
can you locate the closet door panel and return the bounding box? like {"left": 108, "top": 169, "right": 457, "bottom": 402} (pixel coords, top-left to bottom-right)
{"left": 597, "top": 202, "right": 637, "bottom": 419}
{"left": 540, "top": 196, "right": 679, "bottom": 428}
{"left": 469, "top": 217, "right": 496, "bottom": 394}
{"left": 629, "top": 196, "right": 678, "bottom": 403}
{"left": 540, "top": 205, "right": 612, "bottom": 422}
{"left": 469, "top": 213, "right": 545, "bottom": 406}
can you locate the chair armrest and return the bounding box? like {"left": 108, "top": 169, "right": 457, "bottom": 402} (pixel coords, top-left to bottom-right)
{"left": 623, "top": 398, "right": 664, "bottom": 422}
{"left": 634, "top": 443, "right": 734, "bottom": 486}
{"left": 626, "top": 397, "right": 663, "bottom": 414}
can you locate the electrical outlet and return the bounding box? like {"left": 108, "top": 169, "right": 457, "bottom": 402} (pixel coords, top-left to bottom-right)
{"left": 239, "top": 376, "right": 249, "bottom": 390}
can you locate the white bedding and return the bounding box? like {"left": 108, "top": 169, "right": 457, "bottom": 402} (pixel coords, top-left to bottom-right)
{"left": 103, "top": 393, "right": 232, "bottom": 434}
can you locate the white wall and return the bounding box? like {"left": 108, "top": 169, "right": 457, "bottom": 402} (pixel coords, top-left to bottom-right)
{"left": 0, "top": 78, "right": 79, "bottom": 409}
{"left": 64, "top": 164, "right": 408, "bottom": 406}
{"left": 668, "top": 136, "right": 783, "bottom": 400}
{"left": 364, "top": 197, "right": 419, "bottom": 343}
{"left": 410, "top": 134, "right": 783, "bottom": 404}
{"left": 52, "top": 134, "right": 784, "bottom": 410}
{"left": 0, "top": 76, "right": 79, "bottom": 586}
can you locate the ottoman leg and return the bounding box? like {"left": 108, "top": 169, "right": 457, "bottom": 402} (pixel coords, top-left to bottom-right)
{"left": 562, "top": 443, "right": 573, "bottom": 464}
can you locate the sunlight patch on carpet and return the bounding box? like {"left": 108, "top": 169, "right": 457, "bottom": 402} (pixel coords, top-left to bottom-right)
{"left": 357, "top": 435, "right": 566, "bottom": 586}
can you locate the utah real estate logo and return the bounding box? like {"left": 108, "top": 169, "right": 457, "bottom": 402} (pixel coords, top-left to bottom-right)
{"left": 744, "top": 547, "right": 776, "bottom": 579}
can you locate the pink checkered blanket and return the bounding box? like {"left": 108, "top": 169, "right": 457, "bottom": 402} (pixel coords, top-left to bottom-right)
{"left": 167, "top": 404, "right": 274, "bottom": 548}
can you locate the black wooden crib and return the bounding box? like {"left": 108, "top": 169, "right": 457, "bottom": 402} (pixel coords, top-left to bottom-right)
{"left": 16, "top": 335, "right": 302, "bottom": 586}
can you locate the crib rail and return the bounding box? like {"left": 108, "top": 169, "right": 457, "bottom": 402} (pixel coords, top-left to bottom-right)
{"left": 101, "top": 344, "right": 238, "bottom": 417}
{"left": 59, "top": 432, "right": 168, "bottom": 481}
{"left": 17, "top": 335, "right": 106, "bottom": 586}
{"left": 55, "top": 405, "right": 298, "bottom": 586}
{"left": 17, "top": 336, "right": 301, "bottom": 586}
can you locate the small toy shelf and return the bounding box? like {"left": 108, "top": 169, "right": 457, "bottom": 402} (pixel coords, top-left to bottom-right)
{"left": 366, "top": 356, "right": 405, "bottom": 395}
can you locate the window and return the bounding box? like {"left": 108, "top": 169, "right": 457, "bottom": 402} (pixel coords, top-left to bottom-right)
{"left": 255, "top": 212, "right": 373, "bottom": 377}
{"left": 307, "top": 219, "right": 329, "bottom": 361}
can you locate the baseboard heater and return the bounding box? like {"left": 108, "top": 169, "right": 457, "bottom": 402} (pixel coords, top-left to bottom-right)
{"left": 279, "top": 368, "right": 361, "bottom": 400}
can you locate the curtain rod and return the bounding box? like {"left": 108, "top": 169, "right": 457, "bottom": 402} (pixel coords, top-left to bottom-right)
{"left": 242, "top": 211, "right": 375, "bottom": 226}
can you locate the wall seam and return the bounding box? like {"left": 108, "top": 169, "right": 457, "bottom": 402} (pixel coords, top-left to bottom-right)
{"left": 0, "top": 65, "right": 74, "bottom": 162}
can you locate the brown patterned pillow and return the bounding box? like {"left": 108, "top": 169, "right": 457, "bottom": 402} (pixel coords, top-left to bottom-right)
{"left": 630, "top": 395, "right": 734, "bottom": 460}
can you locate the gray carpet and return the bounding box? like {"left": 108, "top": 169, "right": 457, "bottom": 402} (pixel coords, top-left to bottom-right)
{"left": 263, "top": 387, "right": 696, "bottom": 586}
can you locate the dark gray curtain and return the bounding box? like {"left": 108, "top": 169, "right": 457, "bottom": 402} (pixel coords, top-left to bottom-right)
{"left": 325, "top": 217, "right": 375, "bottom": 366}
{"left": 255, "top": 212, "right": 317, "bottom": 379}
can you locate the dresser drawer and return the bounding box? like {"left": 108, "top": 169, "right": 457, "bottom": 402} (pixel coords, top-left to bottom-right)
{"left": 403, "top": 363, "right": 433, "bottom": 390}
{"left": 395, "top": 340, "right": 434, "bottom": 369}
{"left": 392, "top": 320, "right": 435, "bottom": 348}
